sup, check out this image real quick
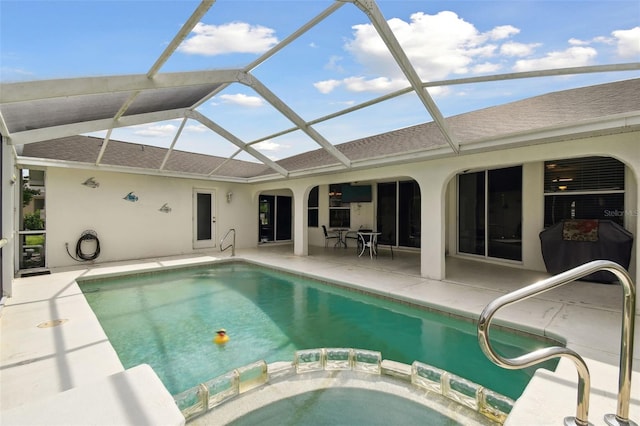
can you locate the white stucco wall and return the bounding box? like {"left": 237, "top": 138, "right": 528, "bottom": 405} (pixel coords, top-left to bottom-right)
{"left": 45, "top": 168, "right": 258, "bottom": 268}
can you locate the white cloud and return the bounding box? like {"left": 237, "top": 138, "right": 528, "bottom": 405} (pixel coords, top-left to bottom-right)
{"left": 218, "top": 93, "right": 265, "bottom": 107}
{"left": 342, "top": 76, "right": 408, "bottom": 93}
{"left": 342, "top": 11, "right": 523, "bottom": 85}
{"left": 316, "top": 9, "right": 633, "bottom": 96}
{"left": 569, "top": 38, "right": 590, "bottom": 46}
{"left": 314, "top": 79, "right": 342, "bottom": 94}
{"left": 513, "top": 46, "right": 597, "bottom": 72}
{"left": 612, "top": 27, "right": 640, "bottom": 58}
{"left": 325, "top": 55, "right": 345, "bottom": 73}
{"left": 500, "top": 41, "right": 541, "bottom": 57}
{"left": 185, "top": 124, "right": 207, "bottom": 133}
{"left": 315, "top": 75, "right": 411, "bottom": 95}
{"left": 178, "top": 22, "right": 278, "bottom": 55}
{"left": 487, "top": 25, "right": 520, "bottom": 41}
{"left": 134, "top": 124, "right": 178, "bottom": 137}
{"left": 592, "top": 36, "right": 614, "bottom": 45}
{"left": 253, "top": 140, "right": 289, "bottom": 152}
{"left": 330, "top": 100, "right": 356, "bottom": 107}
{"left": 472, "top": 62, "right": 503, "bottom": 74}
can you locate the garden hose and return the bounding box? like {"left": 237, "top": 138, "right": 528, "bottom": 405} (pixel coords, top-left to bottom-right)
{"left": 66, "top": 230, "right": 100, "bottom": 261}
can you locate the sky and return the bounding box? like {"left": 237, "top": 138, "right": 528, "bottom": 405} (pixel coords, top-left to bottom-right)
{"left": 1, "top": 0, "right": 639, "bottom": 163}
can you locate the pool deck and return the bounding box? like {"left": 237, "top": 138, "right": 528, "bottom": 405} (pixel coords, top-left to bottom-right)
{"left": 1, "top": 244, "right": 638, "bottom": 425}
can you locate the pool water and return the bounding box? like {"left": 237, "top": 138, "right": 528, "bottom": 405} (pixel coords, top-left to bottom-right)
{"left": 228, "top": 388, "right": 463, "bottom": 426}
{"left": 80, "top": 262, "right": 557, "bottom": 398}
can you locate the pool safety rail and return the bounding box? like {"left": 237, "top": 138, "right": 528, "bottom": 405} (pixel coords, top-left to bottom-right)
{"left": 173, "top": 348, "right": 515, "bottom": 424}
{"left": 478, "top": 260, "right": 637, "bottom": 426}
{"left": 220, "top": 228, "right": 235, "bottom": 257}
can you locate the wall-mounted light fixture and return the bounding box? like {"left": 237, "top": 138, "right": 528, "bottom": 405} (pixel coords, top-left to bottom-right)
{"left": 226, "top": 191, "right": 233, "bottom": 203}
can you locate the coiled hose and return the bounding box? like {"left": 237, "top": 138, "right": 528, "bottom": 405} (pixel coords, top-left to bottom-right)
{"left": 66, "top": 230, "right": 100, "bottom": 261}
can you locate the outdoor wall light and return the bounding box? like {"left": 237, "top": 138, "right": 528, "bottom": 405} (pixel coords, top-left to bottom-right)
{"left": 226, "top": 191, "right": 233, "bottom": 203}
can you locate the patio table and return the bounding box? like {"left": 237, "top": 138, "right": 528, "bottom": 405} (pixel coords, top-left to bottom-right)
{"left": 331, "top": 228, "right": 349, "bottom": 248}
{"left": 357, "top": 231, "right": 381, "bottom": 259}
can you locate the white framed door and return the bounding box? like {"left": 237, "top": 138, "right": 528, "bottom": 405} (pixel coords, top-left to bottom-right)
{"left": 193, "top": 189, "right": 216, "bottom": 249}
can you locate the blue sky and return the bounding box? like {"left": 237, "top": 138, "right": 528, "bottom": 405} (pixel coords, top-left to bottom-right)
{"left": 2, "top": 0, "right": 639, "bottom": 162}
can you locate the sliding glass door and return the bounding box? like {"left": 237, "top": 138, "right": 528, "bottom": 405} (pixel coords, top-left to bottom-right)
{"left": 458, "top": 166, "right": 522, "bottom": 261}
{"left": 458, "top": 172, "right": 485, "bottom": 256}
{"left": 377, "top": 183, "right": 396, "bottom": 246}
{"left": 259, "top": 195, "right": 292, "bottom": 242}
{"left": 376, "top": 180, "right": 420, "bottom": 248}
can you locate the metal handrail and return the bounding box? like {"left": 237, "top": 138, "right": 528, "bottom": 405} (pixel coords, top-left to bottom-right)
{"left": 478, "top": 260, "right": 636, "bottom": 426}
{"left": 220, "top": 228, "right": 236, "bottom": 257}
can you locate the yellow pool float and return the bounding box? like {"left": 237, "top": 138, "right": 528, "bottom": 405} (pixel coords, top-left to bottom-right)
{"left": 213, "top": 328, "right": 229, "bottom": 344}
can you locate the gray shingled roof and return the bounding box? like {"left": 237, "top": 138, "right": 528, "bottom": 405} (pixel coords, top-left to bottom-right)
{"left": 19, "top": 78, "right": 640, "bottom": 180}
{"left": 20, "top": 136, "right": 270, "bottom": 179}
{"left": 266, "top": 78, "right": 640, "bottom": 174}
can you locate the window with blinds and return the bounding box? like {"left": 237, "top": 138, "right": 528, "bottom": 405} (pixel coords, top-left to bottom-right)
{"left": 544, "top": 156, "right": 625, "bottom": 226}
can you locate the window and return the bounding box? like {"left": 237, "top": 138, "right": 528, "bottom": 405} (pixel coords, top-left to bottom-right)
{"left": 329, "top": 183, "right": 350, "bottom": 228}
{"left": 19, "top": 169, "right": 47, "bottom": 270}
{"left": 458, "top": 166, "right": 522, "bottom": 261}
{"left": 308, "top": 186, "right": 319, "bottom": 227}
{"left": 544, "top": 156, "right": 625, "bottom": 226}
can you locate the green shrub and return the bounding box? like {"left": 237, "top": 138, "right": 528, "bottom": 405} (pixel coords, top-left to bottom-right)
{"left": 24, "top": 211, "right": 44, "bottom": 230}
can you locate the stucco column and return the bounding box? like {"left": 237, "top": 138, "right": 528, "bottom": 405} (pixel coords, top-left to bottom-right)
{"left": 290, "top": 185, "right": 308, "bottom": 256}
{"left": 415, "top": 170, "right": 449, "bottom": 280}
{"left": 2, "top": 139, "right": 16, "bottom": 297}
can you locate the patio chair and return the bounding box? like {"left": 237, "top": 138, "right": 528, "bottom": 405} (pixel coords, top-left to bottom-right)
{"left": 344, "top": 228, "right": 360, "bottom": 248}
{"left": 322, "top": 225, "right": 340, "bottom": 248}
{"left": 377, "top": 231, "right": 394, "bottom": 259}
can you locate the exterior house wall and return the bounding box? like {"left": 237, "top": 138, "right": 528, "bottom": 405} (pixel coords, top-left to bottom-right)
{"left": 254, "top": 131, "right": 638, "bottom": 282}
{"left": 17, "top": 130, "right": 639, "bottom": 286}
{"left": 413, "top": 133, "right": 638, "bottom": 280}
{"left": 45, "top": 168, "right": 257, "bottom": 268}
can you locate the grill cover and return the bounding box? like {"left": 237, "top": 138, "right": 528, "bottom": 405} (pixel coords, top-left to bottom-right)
{"left": 539, "top": 219, "right": 633, "bottom": 283}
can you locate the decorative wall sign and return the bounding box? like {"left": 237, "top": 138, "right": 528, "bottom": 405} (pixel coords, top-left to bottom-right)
{"left": 82, "top": 177, "right": 99, "bottom": 188}
{"left": 123, "top": 192, "right": 139, "bottom": 202}
{"left": 159, "top": 203, "right": 172, "bottom": 213}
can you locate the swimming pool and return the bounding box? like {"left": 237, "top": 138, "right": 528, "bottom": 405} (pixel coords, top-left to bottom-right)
{"left": 79, "top": 261, "right": 558, "bottom": 399}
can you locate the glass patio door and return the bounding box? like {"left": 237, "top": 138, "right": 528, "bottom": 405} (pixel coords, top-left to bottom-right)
{"left": 376, "top": 180, "right": 421, "bottom": 248}
{"left": 193, "top": 189, "right": 216, "bottom": 249}
{"left": 458, "top": 166, "right": 522, "bottom": 261}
